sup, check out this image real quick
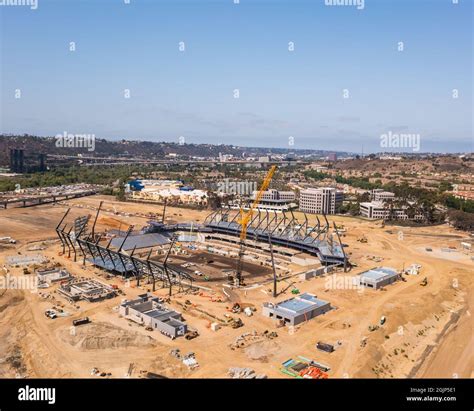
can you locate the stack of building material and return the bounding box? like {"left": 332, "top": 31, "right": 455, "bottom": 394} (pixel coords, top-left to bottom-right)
{"left": 405, "top": 264, "right": 421, "bottom": 275}
{"left": 280, "top": 357, "right": 329, "bottom": 379}
{"left": 228, "top": 368, "right": 267, "bottom": 379}
{"left": 182, "top": 353, "right": 199, "bottom": 369}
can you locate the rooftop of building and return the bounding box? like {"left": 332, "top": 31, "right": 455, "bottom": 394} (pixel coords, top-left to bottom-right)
{"left": 138, "top": 187, "right": 207, "bottom": 196}
{"left": 300, "top": 187, "right": 339, "bottom": 193}
{"left": 360, "top": 200, "right": 417, "bottom": 208}
{"left": 359, "top": 267, "right": 398, "bottom": 281}
{"left": 110, "top": 232, "right": 170, "bottom": 251}
{"left": 269, "top": 293, "right": 330, "bottom": 315}
{"left": 360, "top": 201, "right": 386, "bottom": 208}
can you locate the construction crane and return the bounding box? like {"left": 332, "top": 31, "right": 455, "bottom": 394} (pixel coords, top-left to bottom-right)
{"left": 235, "top": 165, "right": 277, "bottom": 286}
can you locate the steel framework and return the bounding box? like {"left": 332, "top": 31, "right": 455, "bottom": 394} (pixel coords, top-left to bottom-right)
{"left": 56, "top": 209, "right": 194, "bottom": 293}
{"left": 203, "top": 207, "right": 348, "bottom": 266}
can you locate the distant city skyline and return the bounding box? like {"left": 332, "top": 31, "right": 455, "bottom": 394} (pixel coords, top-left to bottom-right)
{"left": 1, "top": 0, "right": 472, "bottom": 153}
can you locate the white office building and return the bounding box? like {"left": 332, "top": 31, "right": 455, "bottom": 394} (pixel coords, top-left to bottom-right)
{"left": 299, "top": 187, "right": 343, "bottom": 214}
{"left": 371, "top": 189, "right": 396, "bottom": 202}
{"left": 360, "top": 201, "right": 423, "bottom": 220}
{"left": 250, "top": 189, "right": 297, "bottom": 211}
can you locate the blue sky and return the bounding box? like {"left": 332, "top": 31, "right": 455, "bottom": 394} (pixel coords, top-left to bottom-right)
{"left": 0, "top": 0, "right": 472, "bottom": 153}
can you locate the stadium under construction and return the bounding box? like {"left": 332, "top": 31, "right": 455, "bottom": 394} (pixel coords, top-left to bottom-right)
{"left": 55, "top": 203, "right": 349, "bottom": 292}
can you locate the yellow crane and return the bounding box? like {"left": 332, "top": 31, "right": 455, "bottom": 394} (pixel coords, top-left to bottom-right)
{"left": 235, "top": 165, "right": 277, "bottom": 285}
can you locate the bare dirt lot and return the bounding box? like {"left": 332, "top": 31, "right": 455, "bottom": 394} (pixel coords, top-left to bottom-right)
{"left": 0, "top": 195, "right": 472, "bottom": 379}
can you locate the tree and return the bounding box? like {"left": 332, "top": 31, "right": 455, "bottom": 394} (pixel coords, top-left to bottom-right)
{"left": 206, "top": 191, "right": 222, "bottom": 210}
{"left": 383, "top": 199, "right": 396, "bottom": 221}
{"left": 448, "top": 210, "right": 474, "bottom": 231}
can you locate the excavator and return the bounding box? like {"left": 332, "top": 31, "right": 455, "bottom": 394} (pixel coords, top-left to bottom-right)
{"left": 234, "top": 165, "right": 277, "bottom": 286}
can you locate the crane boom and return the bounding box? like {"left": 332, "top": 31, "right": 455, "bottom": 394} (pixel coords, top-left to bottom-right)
{"left": 238, "top": 165, "right": 277, "bottom": 240}
{"left": 234, "top": 165, "right": 277, "bottom": 286}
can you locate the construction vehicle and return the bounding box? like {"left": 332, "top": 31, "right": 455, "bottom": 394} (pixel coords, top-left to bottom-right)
{"left": 230, "top": 303, "right": 242, "bottom": 313}
{"left": 235, "top": 165, "right": 277, "bottom": 286}
{"left": 230, "top": 318, "right": 244, "bottom": 329}
{"left": 44, "top": 310, "right": 57, "bottom": 319}
{"left": 185, "top": 330, "right": 199, "bottom": 340}
{"left": 0, "top": 237, "right": 16, "bottom": 244}
{"left": 224, "top": 314, "right": 244, "bottom": 328}
{"left": 72, "top": 317, "right": 90, "bottom": 326}
{"left": 316, "top": 341, "right": 335, "bottom": 353}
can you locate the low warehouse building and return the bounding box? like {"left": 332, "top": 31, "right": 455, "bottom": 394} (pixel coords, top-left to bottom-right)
{"left": 299, "top": 264, "right": 337, "bottom": 281}
{"left": 262, "top": 293, "right": 331, "bottom": 326}
{"left": 119, "top": 293, "right": 187, "bottom": 339}
{"left": 358, "top": 267, "right": 399, "bottom": 289}
{"left": 58, "top": 279, "right": 117, "bottom": 302}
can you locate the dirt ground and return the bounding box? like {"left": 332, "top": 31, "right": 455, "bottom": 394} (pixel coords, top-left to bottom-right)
{"left": 154, "top": 251, "right": 274, "bottom": 286}
{"left": 0, "top": 195, "right": 472, "bottom": 379}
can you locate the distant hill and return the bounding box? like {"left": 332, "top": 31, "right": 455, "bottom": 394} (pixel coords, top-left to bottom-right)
{"left": 333, "top": 157, "right": 473, "bottom": 174}
{"left": 0, "top": 134, "right": 348, "bottom": 166}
